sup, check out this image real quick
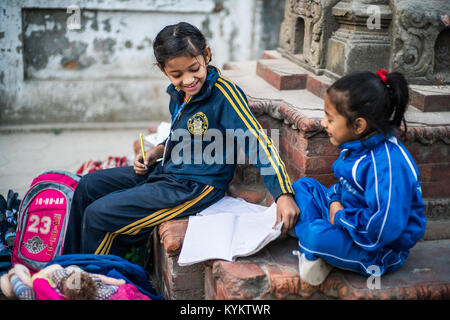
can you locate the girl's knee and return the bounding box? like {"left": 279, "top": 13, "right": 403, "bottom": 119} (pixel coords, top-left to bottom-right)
{"left": 292, "top": 177, "right": 316, "bottom": 192}
{"left": 296, "top": 220, "right": 334, "bottom": 253}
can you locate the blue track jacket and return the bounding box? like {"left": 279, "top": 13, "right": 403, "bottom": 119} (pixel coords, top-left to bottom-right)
{"left": 327, "top": 132, "right": 426, "bottom": 252}
{"left": 158, "top": 67, "right": 293, "bottom": 201}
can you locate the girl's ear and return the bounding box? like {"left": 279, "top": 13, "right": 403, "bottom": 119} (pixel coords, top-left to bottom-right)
{"left": 204, "top": 46, "right": 212, "bottom": 64}
{"left": 353, "top": 117, "right": 368, "bottom": 135}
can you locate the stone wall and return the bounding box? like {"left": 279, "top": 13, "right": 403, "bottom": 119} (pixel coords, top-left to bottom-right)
{"left": 0, "top": 0, "right": 285, "bottom": 125}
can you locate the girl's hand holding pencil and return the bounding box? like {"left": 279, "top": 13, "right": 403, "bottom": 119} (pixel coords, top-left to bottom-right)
{"left": 133, "top": 134, "right": 165, "bottom": 175}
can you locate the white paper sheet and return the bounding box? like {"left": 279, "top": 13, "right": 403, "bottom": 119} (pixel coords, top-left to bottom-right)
{"left": 178, "top": 197, "right": 282, "bottom": 266}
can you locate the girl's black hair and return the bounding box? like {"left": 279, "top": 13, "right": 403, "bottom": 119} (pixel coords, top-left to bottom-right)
{"left": 326, "top": 71, "right": 410, "bottom": 136}
{"left": 153, "top": 22, "right": 218, "bottom": 73}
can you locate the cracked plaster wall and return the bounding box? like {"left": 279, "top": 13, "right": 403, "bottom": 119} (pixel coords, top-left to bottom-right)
{"left": 0, "top": 0, "right": 285, "bottom": 124}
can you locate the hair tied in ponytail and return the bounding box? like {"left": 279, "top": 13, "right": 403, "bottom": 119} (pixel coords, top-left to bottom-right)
{"left": 376, "top": 69, "right": 388, "bottom": 84}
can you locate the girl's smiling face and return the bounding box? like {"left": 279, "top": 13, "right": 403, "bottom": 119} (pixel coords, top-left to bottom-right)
{"left": 321, "top": 94, "right": 362, "bottom": 146}
{"left": 161, "top": 48, "right": 211, "bottom": 98}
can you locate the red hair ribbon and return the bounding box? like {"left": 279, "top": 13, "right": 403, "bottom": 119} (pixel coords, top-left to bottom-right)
{"left": 376, "top": 69, "right": 388, "bottom": 83}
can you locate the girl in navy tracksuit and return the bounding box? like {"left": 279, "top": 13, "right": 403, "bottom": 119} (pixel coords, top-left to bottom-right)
{"left": 292, "top": 70, "right": 426, "bottom": 285}
{"left": 63, "top": 22, "right": 299, "bottom": 257}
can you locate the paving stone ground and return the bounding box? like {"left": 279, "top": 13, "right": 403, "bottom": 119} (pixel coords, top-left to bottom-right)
{"left": 0, "top": 123, "right": 149, "bottom": 198}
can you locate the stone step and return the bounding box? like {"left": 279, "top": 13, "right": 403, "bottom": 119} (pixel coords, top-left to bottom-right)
{"left": 256, "top": 59, "right": 308, "bottom": 91}
{"left": 205, "top": 237, "right": 450, "bottom": 300}
{"left": 409, "top": 85, "right": 450, "bottom": 112}
{"left": 149, "top": 167, "right": 449, "bottom": 300}
{"left": 262, "top": 51, "right": 450, "bottom": 112}
{"left": 150, "top": 204, "right": 450, "bottom": 300}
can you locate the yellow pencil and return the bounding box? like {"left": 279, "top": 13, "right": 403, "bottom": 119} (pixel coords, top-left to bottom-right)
{"left": 139, "top": 133, "right": 146, "bottom": 166}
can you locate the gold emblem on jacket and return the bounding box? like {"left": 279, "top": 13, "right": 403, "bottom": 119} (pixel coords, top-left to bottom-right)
{"left": 187, "top": 112, "right": 209, "bottom": 135}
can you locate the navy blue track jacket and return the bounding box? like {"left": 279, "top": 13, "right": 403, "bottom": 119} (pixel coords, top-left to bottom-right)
{"left": 158, "top": 67, "right": 293, "bottom": 201}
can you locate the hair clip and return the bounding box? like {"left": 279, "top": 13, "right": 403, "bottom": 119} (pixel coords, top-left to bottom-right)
{"left": 376, "top": 69, "right": 388, "bottom": 84}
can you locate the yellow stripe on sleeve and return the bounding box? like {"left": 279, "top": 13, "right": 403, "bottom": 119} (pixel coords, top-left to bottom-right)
{"left": 217, "top": 77, "right": 293, "bottom": 193}
{"left": 215, "top": 81, "right": 289, "bottom": 194}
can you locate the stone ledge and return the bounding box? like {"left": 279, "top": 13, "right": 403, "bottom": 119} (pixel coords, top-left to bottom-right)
{"left": 158, "top": 218, "right": 189, "bottom": 257}
{"left": 262, "top": 50, "right": 283, "bottom": 60}
{"left": 256, "top": 59, "right": 308, "bottom": 90}
{"left": 151, "top": 197, "right": 450, "bottom": 300}
{"left": 249, "top": 96, "right": 450, "bottom": 145}
{"left": 226, "top": 58, "right": 450, "bottom": 145}
{"left": 410, "top": 85, "right": 450, "bottom": 112}
{"left": 205, "top": 237, "right": 450, "bottom": 300}
{"left": 152, "top": 217, "right": 206, "bottom": 300}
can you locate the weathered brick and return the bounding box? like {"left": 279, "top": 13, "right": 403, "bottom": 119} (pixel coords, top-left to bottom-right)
{"left": 304, "top": 156, "right": 337, "bottom": 175}
{"left": 158, "top": 219, "right": 188, "bottom": 256}
{"left": 256, "top": 60, "right": 307, "bottom": 90}
{"left": 403, "top": 141, "right": 448, "bottom": 164}
{"left": 286, "top": 162, "right": 302, "bottom": 181}
{"left": 206, "top": 261, "right": 267, "bottom": 300}
{"left": 421, "top": 182, "right": 450, "bottom": 198}
{"left": 304, "top": 135, "right": 340, "bottom": 157}
{"left": 152, "top": 219, "right": 205, "bottom": 300}
{"left": 262, "top": 50, "right": 283, "bottom": 60}
{"left": 306, "top": 74, "right": 331, "bottom": 99}
{"left": 423, "top": 220, "right": 450, "bottom": 241}
{"left": 409, "top": 87, "right": 450, "bottom": 112}
{"left": 418, "top": 163, "right": 450, "bottom": 183}
{"left": 265, "top": 264, "right": 303, "bottom": 299}
{"left": 321, "top": 240, "right": 450, "bottom": 300}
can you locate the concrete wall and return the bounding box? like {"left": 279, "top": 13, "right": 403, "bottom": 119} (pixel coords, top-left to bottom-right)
{"left": 0, "top": 0, "right": 285, "bottom": 125}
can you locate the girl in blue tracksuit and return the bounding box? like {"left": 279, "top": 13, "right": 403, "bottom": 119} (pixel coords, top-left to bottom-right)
{"left": 292, "top": 70, "right": 426, "bottom": 284}
{"left": 63, "top": 22, "right": 299, "bottom": 257}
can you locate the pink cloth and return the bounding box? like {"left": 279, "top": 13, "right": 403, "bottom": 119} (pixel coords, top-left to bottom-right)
{"left": 33, "top": 278, "right": 66, "bottom": 300}
{"left": 109, "top": 284, "right": 150, "bottom": 300}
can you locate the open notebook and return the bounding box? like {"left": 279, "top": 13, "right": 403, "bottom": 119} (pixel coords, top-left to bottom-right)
{"left": 178, "top": 196, "right": 282, "bottom": 266}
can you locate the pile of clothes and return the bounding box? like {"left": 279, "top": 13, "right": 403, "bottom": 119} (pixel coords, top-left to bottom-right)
{"left": 76, "top": 156, "right": 128, "bottom": 176}
{"left": 0, "top": 254, "right": 162, "bottom": 300}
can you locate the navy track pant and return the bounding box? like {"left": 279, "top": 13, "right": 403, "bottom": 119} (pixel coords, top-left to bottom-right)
{"left": 63, "top": 165, "right": 224, "bottom": 257}
{"left": 292, "top": 177, "right": 408, "bottom": 277}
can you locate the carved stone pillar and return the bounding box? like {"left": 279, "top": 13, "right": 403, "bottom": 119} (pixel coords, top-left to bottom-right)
{"left": 390, "top": 0, "right": 450, "bottom": 84}
{"left": 325, "top": 0, "right": 392, "bottom": 78}
{"left": 278, "top": 0, "right": 340, "bottom": 75}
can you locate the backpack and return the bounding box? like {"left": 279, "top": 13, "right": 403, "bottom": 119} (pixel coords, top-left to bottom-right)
{"left": 12, "top": 170, "right": 80, "bottom": 273}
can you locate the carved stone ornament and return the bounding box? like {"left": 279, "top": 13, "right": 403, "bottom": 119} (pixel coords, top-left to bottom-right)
{"left": 278, "top": 0, "right": 340, "bottom": 74}
{"left": 390, "top": 0, "right": 450, "bottom": 84}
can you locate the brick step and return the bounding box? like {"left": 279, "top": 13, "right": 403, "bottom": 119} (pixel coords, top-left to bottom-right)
{"left": 149, "top": 179, "right": 450, "bottom": 300}
{"left": 260, "top": 51, "right": 450, "bottom": 112}
{"left": 205, "top": 237, "right": 450, "bottom": 300}
{"left": 150, "top": 208, "right": 450, "bottom": 300}
{"left": 409, "top": 85, "right": 450, "bottom": 112}
{"left": 256, "top": 58, "right": 309, "bottom": 91}
{"left": 226, "top": 51, "right": 450, "bottom": 114}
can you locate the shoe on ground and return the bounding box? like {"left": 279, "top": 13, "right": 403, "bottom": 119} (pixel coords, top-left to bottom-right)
{"left": 293, "top": 251, "right": 333, "bottom": 286}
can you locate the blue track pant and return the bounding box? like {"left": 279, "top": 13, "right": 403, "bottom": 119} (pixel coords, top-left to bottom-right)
{"left": 292, "top": 177, "right": 408, "bottom": 277}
